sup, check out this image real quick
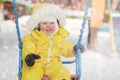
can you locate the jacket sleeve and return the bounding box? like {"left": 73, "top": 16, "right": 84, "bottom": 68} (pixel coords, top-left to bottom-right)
{"left": 57, "top": 27, "right": 76, "bottom": 57}
{"left": 60, "top": 39, "right": 76, "bottom": 58}
{"left": 22, "top": 34, "right": 36, "bottom": 66}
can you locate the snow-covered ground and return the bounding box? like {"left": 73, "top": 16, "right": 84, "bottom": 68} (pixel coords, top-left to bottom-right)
{"left": 0, "top": 15, "right": 120, "bottom": 80}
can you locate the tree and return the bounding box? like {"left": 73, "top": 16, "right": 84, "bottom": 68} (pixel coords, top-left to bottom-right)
{"left": 88, "top": 0, "right": 106, "bottom": 51}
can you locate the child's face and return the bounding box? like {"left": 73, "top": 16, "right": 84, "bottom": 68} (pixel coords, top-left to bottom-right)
{"left": 39, "top": 21, "right": 56, "bottom": 36}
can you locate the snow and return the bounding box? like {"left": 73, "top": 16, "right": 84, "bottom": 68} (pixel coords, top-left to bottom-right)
{"left": 81, "top": 51, "right": 120, "bottom": 80}
{"left": 0, "top": 16, "right": 120, "bottom": 80}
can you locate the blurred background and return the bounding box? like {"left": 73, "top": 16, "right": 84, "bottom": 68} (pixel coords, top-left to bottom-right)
{"left": 0, "top": 0, "right": 120, "bottom": 18}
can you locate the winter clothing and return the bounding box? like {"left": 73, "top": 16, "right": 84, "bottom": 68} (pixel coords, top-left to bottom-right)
{"left": 25, "top": 53, "right": 41, "bottom": 67}
{"left": 73, "top": 45, "right": 86, "bottom": 53}
{"left": 25, "top": 4, "right": 66, "bottom": 31}
{"left": 22, "top": 3, "right": 85, "bottom": 80}
{"left": 22, "top": 27, "right": 76, "bottom": 80}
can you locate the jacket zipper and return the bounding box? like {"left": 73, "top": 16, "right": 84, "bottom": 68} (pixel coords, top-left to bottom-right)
{"left": 46, "top": 37, "right": 53, "bottom": 65}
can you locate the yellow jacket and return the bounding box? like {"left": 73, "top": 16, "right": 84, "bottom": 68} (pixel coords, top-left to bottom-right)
{"left": 22, "top": 27, "right": 75, "bottom": 80}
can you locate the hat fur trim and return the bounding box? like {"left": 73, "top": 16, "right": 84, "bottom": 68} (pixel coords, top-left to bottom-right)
{"left": 25, "top": 4, "right": 66, "bottom": 31}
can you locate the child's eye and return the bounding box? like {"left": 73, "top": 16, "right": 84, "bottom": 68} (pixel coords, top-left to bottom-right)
{"left": 43, "top": 22, "right": 47, "bottom": 24}
{"left": 50, "top": 22, "right": 54, "bottom": 24}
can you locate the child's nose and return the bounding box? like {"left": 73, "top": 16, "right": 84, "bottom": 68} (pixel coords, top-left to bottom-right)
{"left": 47, "top": 23, "right": 53, "bottom": 27}
{"left": 46, "top": 24, "right": 51, "bottom": 29}
{"left": 47, "top": 23, "right": 51, "bottom": 26}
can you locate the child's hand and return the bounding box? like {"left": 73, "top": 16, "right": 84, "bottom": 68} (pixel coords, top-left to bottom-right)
{"left": 25, "top": 53, "right": 41, "bottom": 67}
{"left": 73, "top": 45, "right": 86, "bottom": 54}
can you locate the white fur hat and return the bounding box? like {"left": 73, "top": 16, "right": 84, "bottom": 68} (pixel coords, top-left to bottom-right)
{"left": 25, "top": 4, "right": 66, "bottom": 31}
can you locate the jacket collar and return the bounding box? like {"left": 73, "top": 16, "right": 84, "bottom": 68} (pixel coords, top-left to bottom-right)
{"left": 56, "top": 27, "right": 69, "bottom": 38}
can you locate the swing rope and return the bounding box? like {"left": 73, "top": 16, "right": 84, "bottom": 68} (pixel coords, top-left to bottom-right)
{"left": 62, "top": 0, "right": 91, "bottom": 64}
{"left": 75, "top": 0, "right": 90, "bottom": 80}
{"left": 12, "top": 0, "right": 22, "bottom": 80}
{"left": 108, "top": 0, "right": 119, "bottom": 58}
{"left": 12, "top": 0, "right": 90, "bottom": 80}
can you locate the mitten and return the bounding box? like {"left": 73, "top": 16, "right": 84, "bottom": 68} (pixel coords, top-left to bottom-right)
{"left": 25, "top": 53, "right": 41, "bottom": 67}
{"left": 73, "top": 45, "right": 86, "bottom": 53}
